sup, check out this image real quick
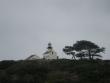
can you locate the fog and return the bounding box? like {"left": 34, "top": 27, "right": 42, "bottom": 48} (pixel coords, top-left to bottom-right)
{"left": 0, "top": 0, "right": 110, "bottom": 60}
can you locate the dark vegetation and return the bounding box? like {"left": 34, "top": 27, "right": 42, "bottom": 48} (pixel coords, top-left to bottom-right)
{"left": 63, "top": 40, "right": 105, "bottom": 60}
{"left": 0, "top": 60, "right": 110, "bottom": 83}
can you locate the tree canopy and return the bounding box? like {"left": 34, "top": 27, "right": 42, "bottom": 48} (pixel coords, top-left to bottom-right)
{"left": 63, "top": 40, "right": 105, "bottom": 60}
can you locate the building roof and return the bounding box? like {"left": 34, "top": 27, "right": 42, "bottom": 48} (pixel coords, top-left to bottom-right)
{"left": 26, "top": 54, "right": 40, "bottom": 60}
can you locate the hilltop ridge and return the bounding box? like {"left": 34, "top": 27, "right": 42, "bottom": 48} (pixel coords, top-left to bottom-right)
{"left": 0, "top": 59, "right": 110, "bottom": 83}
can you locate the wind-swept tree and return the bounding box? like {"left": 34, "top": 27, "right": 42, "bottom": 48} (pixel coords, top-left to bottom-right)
{"left": 75, "top": 51, "right": 85, "bottom": 60}
{"left": 73, "top": 40, "right": 105, "bottom": 60}
{"left": 63, "top": 40, "right": 105, "bottom": 60}
{"left": 63, "top": 46, "right": 76, "bottom": 60}
{"left": 90, "top": 47, "right": 105, "bottom": 59}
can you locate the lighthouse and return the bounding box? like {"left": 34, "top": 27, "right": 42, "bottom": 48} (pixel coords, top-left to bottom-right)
{"left": 43, "top": 43, "right": 58, "bottom": 59}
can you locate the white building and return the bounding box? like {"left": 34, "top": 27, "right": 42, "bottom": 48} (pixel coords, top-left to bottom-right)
{"left": 43, "top": 43, "right": 58, "bottom": 59}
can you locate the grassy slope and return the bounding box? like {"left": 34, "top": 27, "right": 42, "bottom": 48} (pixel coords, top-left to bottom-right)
{"left": 0, "top": 59, "right": 110, "bottom": 83}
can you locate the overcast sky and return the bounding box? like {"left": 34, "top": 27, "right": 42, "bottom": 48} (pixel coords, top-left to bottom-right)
{"left": 0, "top": 0, "right": 110, "bottom": 60}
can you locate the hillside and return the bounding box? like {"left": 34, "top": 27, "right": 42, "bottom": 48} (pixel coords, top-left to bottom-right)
{"left": 0, "top": 59, "right": 110, "bottom": 83}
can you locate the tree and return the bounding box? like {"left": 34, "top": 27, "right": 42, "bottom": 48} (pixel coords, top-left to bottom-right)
{"left": 73, "top": 40, "right": 105, "bottom": 60}
{"left": 63, "top": 40, "right": 105, "bottom": 60}
{"left": 75, "top": 51, "right": 85, "bottom": 60}
{"left": 63, "top": 46, "right": 76, "bottom": 60}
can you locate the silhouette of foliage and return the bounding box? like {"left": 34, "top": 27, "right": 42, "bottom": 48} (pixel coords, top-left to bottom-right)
{"left": 0, "top": 60, "right": 16, "bottom": 69}
{"left": 63, "top": 46, "right": 76, "bottom": 60}
{"left": 63, "top": 40, "right": 105, "bottom": 60}
{"left": 0, "top": 60, "right": 110, "bottom": 83}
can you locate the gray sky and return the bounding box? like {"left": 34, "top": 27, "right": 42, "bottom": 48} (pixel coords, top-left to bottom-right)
{"left": 0, "top": 0, "right": 110, "bottom": 60}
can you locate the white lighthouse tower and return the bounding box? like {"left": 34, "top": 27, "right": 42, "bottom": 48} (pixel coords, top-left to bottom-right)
{"left": 43, "top": 43, "right": 58, "bottom": 59}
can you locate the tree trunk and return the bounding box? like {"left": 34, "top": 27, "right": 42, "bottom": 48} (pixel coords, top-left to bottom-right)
{"left": 88, "top": 49, "right": 92, "bottom": 60}
{"left": 72, "top": 55, "right": 76, "bottom": 60}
